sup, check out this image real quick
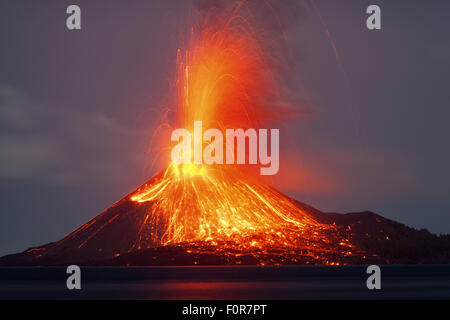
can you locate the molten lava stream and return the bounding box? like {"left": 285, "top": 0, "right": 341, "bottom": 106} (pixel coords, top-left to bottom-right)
{"left": 126, "top": 2, "right": 356, "bottom": 265}
{"left": 128, "top": 163, "right": 351, "bottom": 264}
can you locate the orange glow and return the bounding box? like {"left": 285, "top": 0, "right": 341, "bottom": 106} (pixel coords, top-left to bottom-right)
{"left": 127, "top": 1, "right": 357, "bottom": 265}
{"left": 174, "top": 3, "right": 278, "bottom": 132}
{"left": 129, "top": 162, "right": 356, "bottom": 264}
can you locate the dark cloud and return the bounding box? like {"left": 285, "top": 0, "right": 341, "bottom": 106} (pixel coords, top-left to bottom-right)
{"left": 0, "top": 84, "right": 149, "bottom": 185}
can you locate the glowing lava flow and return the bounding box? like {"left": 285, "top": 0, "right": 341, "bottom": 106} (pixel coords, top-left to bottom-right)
{"left": 129, "top": 163, "right": 355, "bottom": 264}
{"left": 131, "top": 163, "right": 327, "bottom": 248}
{"left": 127, "top": 1, "right": 356, "bottom": 264}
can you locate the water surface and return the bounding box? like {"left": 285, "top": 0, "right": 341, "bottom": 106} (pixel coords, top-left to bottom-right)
{"left": 0, "top": 265, "right": 449, "bottom": 299}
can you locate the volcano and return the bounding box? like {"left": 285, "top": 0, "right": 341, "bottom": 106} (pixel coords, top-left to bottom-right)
{"left": 1, "top": 165, "right": 449, "bottom": 266}
{"left": 3, "top": 2, "right": 449, "bottom": 266}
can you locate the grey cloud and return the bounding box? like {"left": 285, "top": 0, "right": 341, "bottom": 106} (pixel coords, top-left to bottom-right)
{"left": 0, "top": 84, "right": 151, "bottom": 185}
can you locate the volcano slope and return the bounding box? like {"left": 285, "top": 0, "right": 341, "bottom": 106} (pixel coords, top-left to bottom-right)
{"left": 1, "top": 165, "right": 449, "bottom": 266}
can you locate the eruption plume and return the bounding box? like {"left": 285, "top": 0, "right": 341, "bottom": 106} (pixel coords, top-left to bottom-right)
{"left": 126, "top": 0, "right": 356, "bottom": 264}
{"left": 2, "top": 1, "right": 365, "bottom": 266}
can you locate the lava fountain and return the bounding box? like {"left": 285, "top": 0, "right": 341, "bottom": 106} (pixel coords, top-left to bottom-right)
{"left": 127, "top": 1, "right": 355, "bottom": 264}
{"left": 10, "top": 1, "right": 361, "bottom": 266}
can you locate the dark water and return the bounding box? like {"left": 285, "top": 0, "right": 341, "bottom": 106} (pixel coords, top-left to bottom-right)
{"left": 0, "top": 265, "right": 449, "bottom": 300}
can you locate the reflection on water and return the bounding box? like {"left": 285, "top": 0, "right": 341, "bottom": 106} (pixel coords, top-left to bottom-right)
{"left": 1, "top": 265, "right": 449, "bottom": 300}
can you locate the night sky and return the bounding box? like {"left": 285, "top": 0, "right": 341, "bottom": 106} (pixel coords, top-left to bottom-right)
{"left": 1, "top": 0, "right": 449, "bottom": 256}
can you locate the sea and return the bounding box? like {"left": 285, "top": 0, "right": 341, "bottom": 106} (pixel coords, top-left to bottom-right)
{"left": 0, "top": 265, "right": 449, "bottom": 300}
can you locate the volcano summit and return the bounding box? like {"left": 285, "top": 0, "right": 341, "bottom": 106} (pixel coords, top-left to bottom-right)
{"left": 1, "top": 165, "right": 449, "bottom": 266}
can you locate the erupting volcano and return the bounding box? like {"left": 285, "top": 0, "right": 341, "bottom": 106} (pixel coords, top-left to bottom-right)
{"left": 1, "top": 1, "right": 449, "bottom": 267}
{"left": 120, "top": 1, "right": 357, "bottom": 264}
{"left": 128, "top": 163, "right": 357, "bottom": 264}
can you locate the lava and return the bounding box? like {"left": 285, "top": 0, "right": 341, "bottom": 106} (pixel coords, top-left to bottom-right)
{"left": 127, "top": 1, "right": 356, "bottom": 264}
{"left": 128, "top": 162, "right": 356, "bottom": 264}
{"left": 15, "top": 1, "right": 359, "bottom": 266}
{"left": 170, "top": 120, "right": 280, "bottom": 175}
